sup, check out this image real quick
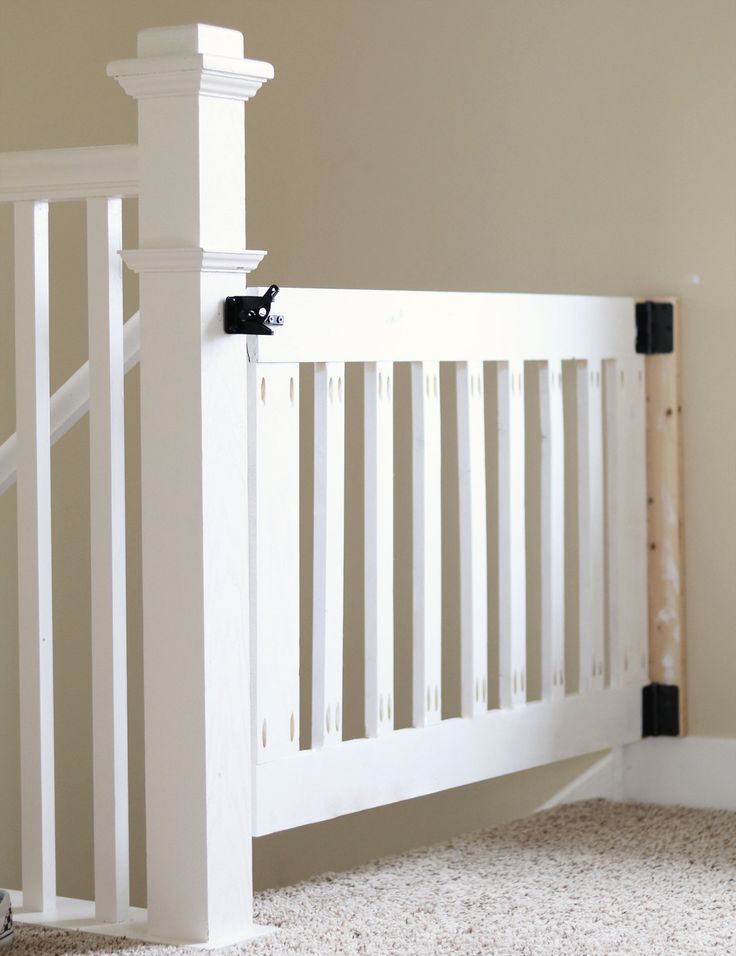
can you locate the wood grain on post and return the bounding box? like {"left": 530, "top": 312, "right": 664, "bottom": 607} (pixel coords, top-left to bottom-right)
{"left": 645, "top": 299, "right": 686, "bottom": 733}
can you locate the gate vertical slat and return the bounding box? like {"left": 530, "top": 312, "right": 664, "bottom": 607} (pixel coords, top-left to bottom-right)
{"left": 498, "top": 360, "right": 527, "bottom": 708}
{"left": 577, "top": 358, "right": 606, "bottom": 691}
{"left": 411, "top": 361, "right": 442, "bottom": 727}
{"left": 249, "top": 363, "right": 301, "bottom": 761}
{"left": 605, "top": 359, "right": 622, "bottom": 686}
{"left": 312, "top": 362, "right": 345, "bottom": 747}
{"left": 364, "top": 361, "right": 394, "bottom": 737}
{"left": 539, "top": 359, "right": 565, "bottom": 700}
{"left": 457, "top": 360, "right": 488, "bottom": 717}
{"left": 631, "top": 360, "right": 649, "bottom": 684}
{"left": 608, "top": 358, "right": 649, "bottom": 685}
{"left": 86, "top": 197, "right": 129, "bottom": 922}
{"left": 14, "top": 200, "right": 56, "bottom": 912}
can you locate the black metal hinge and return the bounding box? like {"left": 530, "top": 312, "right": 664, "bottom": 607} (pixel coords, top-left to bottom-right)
{"left": 642, "top": 683, "right": 680, "bottom": 736}
{"left": 636, "top": 301, "right": 674, "bottom": 354}
{"left": 224, "top": 284, "right": 284, "bottom": 335}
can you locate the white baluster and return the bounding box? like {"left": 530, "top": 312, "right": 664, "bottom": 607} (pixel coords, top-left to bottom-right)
{"left": 577, "top": 358, "right": 605, "bottom": 691}
{"left": 87, "top": 197, "right": 129, "bottom": 922}
{"left": 312, "top": 362, "right": 345, "bottom": 747}
{"left": 15, "top": 200, "right": 56, "bottom": 912}
{"left": 608, "top": 357, "right": 648, "bottom": 686}
{"left": 497, "top": 360, "right": 527, "bottom": 708}
{"left": 364, "top": 361, "right": 394, "bottom": 736}
{"left": 249, "top": 364, "right": 301, "bottom": 761}
{"left": 411, "top": 361, "right": 442, "bottom": 726}
{"left": 539, "top": 360, "right": 565, "bottom": 700}
{"left": 457, "top": 360, "right": 488, "bottom": 716}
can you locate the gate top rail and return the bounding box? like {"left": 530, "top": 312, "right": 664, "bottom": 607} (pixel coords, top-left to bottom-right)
{"left": 0, "top": 145, "right": 138, "bottom": 203}
{"left": 246, "top": 288, "right": 636, "bottom": 365}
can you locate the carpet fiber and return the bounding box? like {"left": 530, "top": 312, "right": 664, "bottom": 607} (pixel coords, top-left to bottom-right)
{"left": 10, "top": 800, "right": 736, "bottom": 954}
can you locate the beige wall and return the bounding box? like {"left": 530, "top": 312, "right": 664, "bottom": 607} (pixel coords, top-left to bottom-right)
{"left": 1, "top": 0, "right": 734, "bottom": 904}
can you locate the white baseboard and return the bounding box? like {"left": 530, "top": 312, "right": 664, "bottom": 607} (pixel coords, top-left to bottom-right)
{"left": 622, "top": 736, "right": 736, "bottom": 811}
{"left": 539, "top": 737, "right": 736, "bottom": 813}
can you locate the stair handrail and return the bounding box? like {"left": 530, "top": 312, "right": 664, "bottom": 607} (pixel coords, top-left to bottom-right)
{"left": 0, "top": 310, "right": 140, "bottom": 496}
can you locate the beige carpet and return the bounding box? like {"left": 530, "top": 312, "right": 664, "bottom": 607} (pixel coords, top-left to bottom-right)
{"left": 10, "top": 800, "right": 736, "bottom": 955}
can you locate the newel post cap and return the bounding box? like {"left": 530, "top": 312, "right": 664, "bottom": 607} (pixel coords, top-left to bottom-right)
{"left": 107, "top": 22, "right": 274, "bottom": 100}
{"left": 137, "top": 23, "right": 245, "bottom": 58}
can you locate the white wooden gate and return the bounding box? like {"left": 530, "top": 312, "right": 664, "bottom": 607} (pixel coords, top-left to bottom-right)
{"left": 247, "top": 288, "right": 648, "bottom": 835}
{"left": 0, "top": 22, "right": 657, "bottom": 950}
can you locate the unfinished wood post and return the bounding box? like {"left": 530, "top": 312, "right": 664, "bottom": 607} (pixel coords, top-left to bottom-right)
{"left": 644, "top": 300, "right": 686, "bottom": 733}
{"left": 109, "top": 25, "right": 273, "bottom": 946}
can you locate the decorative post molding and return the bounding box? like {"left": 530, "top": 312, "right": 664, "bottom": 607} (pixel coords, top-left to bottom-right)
{"left": 108, "top": 25, "right": 272, "bottom": 946}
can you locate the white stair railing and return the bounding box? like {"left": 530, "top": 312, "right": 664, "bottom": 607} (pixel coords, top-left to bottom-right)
{"left": 7, "top": 191, "right": 133, "bottom": 920}
{"left": 2, "top": 22, "right": 274, "bottom": 947}
{"left": 0, "top": 145, "right": 137, "bottom": 204}
{"left": 0, "top": 312, "right": 140, "bottom": 496}
{"left": 3, "top": 169, "right": 137, "bottom": 922}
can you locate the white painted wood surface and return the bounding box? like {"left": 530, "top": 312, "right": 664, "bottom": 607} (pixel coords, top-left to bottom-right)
{"left": 577, "top": 359, "right": 606, "bottom": 692}
{"left": 0, "top": 311, "right": 140, "bottom": 497}
{"left": 14, "top": 200, "right": 56, "bottom": 912}
{"left": 0, "top": 17, "right": 657, "bottom": 951}
{"left": 539, "top": 360, "right": 565, "bottom": 700}
{"left": 364, "top": 362, "right": 395, "bottom": 737}
{"left": 312, "top": 363, "right": 346, "bottom": 747}
{"left": 607, "top": 357, "right": 648, "bottom": 686}
{"left": 411, "top": 361, "right": 442, "bottom": 726}
{"left": 456, "top": 361, "right": 488, "bottom": 716}
{"left": 121, "top": 250, "right": 265, "bottom": 274}
{"left": 10, "top": 892, "right": 274, "bottom": 950}
{"left": 497, "top": 360, "right": 527, "bottom": 708}
{"left": 249, "top": 363, "right": 301, "bottom": 762}
{"left": 623, "top": 737, "right": 736, "bottom": 811}
{"left": 110, "top": 24, "right": 272, "bottom": 946}
{"left": 87, "top": 197, "right": 129, "bottom": 922}
{"left": 255, "top": 685, "right": 641, "bottom": 834}
{"left": 249, "top": 289, "right": 636, "bottom": 364}
{"left": 0, "top": 145, "right": 138, "bottom": 202}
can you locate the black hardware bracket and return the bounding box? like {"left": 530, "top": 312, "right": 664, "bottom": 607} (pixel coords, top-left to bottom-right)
{"left": 636, "top": 301, "right": 674, "bottom": 354}
{"left": 642, "top": 682, "right": 680, "bottom": 737}
{"left": 224, "top": 284, "right": 284, "bottom": 335}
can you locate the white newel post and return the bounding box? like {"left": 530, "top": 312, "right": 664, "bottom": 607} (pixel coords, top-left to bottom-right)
{"left": 108, "top": 25, "right": 273, "bottom": 946}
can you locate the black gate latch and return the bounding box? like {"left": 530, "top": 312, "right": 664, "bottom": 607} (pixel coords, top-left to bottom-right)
{"left": 224, "top": 285, "right": 284, "bottom": 335}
